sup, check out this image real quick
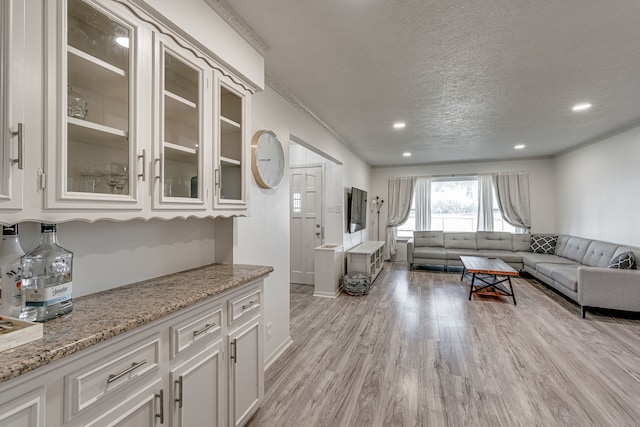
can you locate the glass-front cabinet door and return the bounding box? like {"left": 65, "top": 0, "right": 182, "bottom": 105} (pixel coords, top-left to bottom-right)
{"left": 0, "top": 0, "right": 25, "bottom": 212}
{"left": 45, "top": 0, "right": 143, "bottom": 210}
{"left": 215, "top": 76, "right": 247, "bottom": 209}
{"left": 153, "top": 37, "right": 206, "bottom": 210}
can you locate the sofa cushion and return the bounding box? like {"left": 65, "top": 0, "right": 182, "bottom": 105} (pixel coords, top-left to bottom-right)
{"left": 413, "top": 230, "right": 444, "bottom": 247}
{"left": 608, "top": 251, "right": 636, "bottom": 269}
{"left": 582, "top": 241, "right": 619, "bottom": 267}
{"left": 446, "top": 249, "right": 481, "bottom": 259}
{"left": 530, "top": 234, "right": 557, "bottom": 254}
{"left": 476, "top": 250, "right": 523, "bottom": 264}
{"left": 444, "top": 232, "right": 477, "bottom": 249}
{"left": 521, "top": 252, "right": 578, "bottom": 269}
{"left": 512, "top": 234, "right": 531, "bottom": 252}
{"left": 555, "top": 236, "right": 592, "bottom": 263}
{"left": 551, "top": 265, "right": 579, "bottom": 292}
{"left": 413, "top": 246, "right": 447, "bottom": 260}
{"left": 477, "top": 232, "right": 513, "bottom": 251}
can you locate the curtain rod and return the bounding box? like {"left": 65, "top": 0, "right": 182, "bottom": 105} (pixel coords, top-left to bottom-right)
{"left": 390, "top": 171, "right": 528, "bottom": 179}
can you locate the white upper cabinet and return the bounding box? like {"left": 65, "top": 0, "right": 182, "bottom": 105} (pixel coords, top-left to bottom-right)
{"left": 44, "top": 0, "right": 146, "bottom": 212}
{"left": 0, "top": 0, "right": 255, "bottom": 225}
{"left": 152, "top": 35, "right": 209, "bottom": 211}
{"left": 0, "top": 0, "right": 25, "bottom": 212}
{"left": 214, "top": 75, "right": 249, "bottom": 211}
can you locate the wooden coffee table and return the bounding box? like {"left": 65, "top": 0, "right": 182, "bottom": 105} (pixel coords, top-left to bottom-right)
{"left": 459, "top": 256, "right": 518, "bottom": 305}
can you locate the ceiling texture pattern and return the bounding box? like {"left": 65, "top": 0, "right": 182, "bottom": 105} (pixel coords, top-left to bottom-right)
{"left": 224, "top": 0, "right": 640, "bottom": 166}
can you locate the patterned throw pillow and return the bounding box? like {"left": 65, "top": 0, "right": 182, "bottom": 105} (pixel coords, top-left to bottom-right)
{"left": 530, "top": 235, "right": 558, "bottom": 255}
{"left": 608, "top": 251, "right": 636, "bottom": 269}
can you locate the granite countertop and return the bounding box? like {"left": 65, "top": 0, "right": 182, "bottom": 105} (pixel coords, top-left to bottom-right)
{"left": 0, "top": 263, "right": 273, "bottom": 384}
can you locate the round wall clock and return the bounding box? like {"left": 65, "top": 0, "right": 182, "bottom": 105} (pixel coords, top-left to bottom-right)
{"left": 251, "top": 130, "right": 285, "bottom": 189}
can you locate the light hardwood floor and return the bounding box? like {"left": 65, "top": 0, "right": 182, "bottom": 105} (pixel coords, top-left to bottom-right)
{"left": 246, "top": 262, "right": 640, "bottom": 427}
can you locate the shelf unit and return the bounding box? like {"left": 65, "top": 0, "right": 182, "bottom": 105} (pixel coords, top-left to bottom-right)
{"left": 346, "top": 241, "right": 386, "bottom": 284}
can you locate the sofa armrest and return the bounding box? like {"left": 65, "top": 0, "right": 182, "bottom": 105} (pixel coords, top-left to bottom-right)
{"left": 407, "top": 238, "right": 415, "bottom": 264}
{"left": 578, "top": 266, "right": 640, "bottom": 312}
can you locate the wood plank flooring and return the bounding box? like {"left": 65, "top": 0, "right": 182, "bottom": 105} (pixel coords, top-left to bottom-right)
{"left": 246, "top": 262, "right": 640, "bottom": 427}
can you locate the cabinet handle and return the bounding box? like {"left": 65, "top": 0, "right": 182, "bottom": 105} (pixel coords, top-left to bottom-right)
{"left": 156, "top": 389, "right": 164, "bottom": 424}
{"left": 230, "top": 338, "right": 237, "bottom": 364}
{"left": 175, "top": 376, "right": 183, "bottom": 409}
{"left": 242, "top": 300, "right": 257, "bottom": 310}
{"left": 193, "top": 323, "right": 217, "bottom": 337}
{"left": 10, "top": 123, "right": 24, "bottom": 170}
{"left": 138, "top": 149, "right": 146, "bottom": 181}
{"left": 106, "top": 360, "right": 147, "bottom": 383}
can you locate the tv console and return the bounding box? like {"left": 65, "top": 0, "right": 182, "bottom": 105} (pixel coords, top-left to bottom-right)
{"left": 346, "top": 241, "right": 386, "bottom": 283}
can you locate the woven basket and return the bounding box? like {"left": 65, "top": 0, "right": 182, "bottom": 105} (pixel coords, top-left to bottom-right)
{"left": 342, "top": 272, "right": 370, "bottom": 296}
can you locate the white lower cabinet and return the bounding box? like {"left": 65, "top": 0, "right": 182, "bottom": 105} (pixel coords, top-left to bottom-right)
{"left": 83, "top": 379, "right": 163, "bottom": 427}
{"left": 228, "top": 319, "right": 263, "bottom": 427}
{"left": 0, "top": 279, "right": 264, "bottom": 427}
{"left": 170, "top": 341, "right": 224, "bottom": 427}
{"left": 0, "top": 387, "right": 45, "bottom": 427}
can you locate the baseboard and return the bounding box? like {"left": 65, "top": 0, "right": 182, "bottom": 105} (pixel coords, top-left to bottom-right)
{"left": 264, "top": 336, "right": 293, "bottom": 370}
{"left": 312, "top": 288, "right": 341, "bottom": 298}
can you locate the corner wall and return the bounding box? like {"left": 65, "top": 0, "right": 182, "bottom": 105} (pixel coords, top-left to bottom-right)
{"left": 235, "top": 86, "right": 370, "bottom": 365}
{"left": 554, "top": 126, "right": 640, "bottom": 246}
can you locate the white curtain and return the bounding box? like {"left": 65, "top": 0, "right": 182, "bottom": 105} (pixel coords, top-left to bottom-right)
{"left": 477, "top": 174, "right": 494, "bottom": 231}
{"left": 492, "top": 172, "right": 531, "bottom": 231}
{"left": 414, "top": 176, "right": 431, "bottom": 231}
{"left": 384, "top": 176, "right": 416, "bottom": 260}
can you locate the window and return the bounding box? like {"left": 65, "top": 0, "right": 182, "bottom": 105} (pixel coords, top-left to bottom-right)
{"left": 396, "top": 176, "right": 516, "bottom": 238}
{"left": 431, "top": 178, "right": 478, "bottom": 232}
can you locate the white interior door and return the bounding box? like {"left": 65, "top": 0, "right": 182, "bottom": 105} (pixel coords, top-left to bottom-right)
{"left": 290, "top": 165, "right": 323, "bottom": 285}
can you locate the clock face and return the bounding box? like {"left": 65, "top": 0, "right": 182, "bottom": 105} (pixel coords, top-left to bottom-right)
{"left": 251, "top": 130, "right": 285, "bottom": 189}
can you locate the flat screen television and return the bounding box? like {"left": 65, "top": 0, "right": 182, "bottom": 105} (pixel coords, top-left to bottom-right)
{"left": 348, "top": 187, "right": 367, "bottom": 233}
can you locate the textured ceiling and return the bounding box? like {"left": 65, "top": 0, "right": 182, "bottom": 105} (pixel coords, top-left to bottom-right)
{"left": 227, "top": 0, "right": 640, "bottom": 166}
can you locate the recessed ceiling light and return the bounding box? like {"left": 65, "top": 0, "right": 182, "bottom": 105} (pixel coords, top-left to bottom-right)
{"left": 403, "top": 152, "right": 412, "bottom": 157}
{"left": 572, "top": 103, "right": 592, "bottom": 112}
{"left": 393, "top": 122, "right": 406, "bottom": 129}
{"left": 514, "top": 144, "right": 525, "bottom": 150}
{"left": 115, "top": 36, "right": 130, "bottom": 48}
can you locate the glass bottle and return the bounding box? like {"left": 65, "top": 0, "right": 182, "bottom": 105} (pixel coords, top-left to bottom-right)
{"left": 21, "top": 223, "right": 74, "bottom": 322}
{"left": 0, "top": 224, "right": 25, "bottom": 318}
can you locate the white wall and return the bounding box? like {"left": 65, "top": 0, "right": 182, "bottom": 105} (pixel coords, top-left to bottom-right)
{"left": 554, "top": 126, "right": 640, "bottom": 246}
{"left": 16, "top": 218, "right": 216, "bottom": 297}
{"left": 370, "top": 158, "right": 557, "bottom": 235}
{"left": 235, "top": 86, "right": 370, "bottom": 364}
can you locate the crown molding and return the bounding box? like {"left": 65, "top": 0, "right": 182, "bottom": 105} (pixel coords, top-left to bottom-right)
{"left": 555, "top": 117, "right": 640, "bottom": 158}
{"left": 266, "top": 72, "right": 364, "bottom": 159}
{"left": 203, "top": 0, "right": 270, "bottom": 55}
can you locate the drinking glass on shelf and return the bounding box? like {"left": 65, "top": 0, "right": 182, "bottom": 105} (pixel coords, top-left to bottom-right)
{"left": 76, "top": 165, "right": 99, "bottom": 193}
{"left": 115, "top": 176, "right": 129, "bottom": 194}
{"left": 98, "top": 163, "right": 128, "bottom": 194}
{"left": 67, "top": 85, "right": 88, "bottom": 120}
{"left": 164, "top": 179, "right": 173, "bottom": 197}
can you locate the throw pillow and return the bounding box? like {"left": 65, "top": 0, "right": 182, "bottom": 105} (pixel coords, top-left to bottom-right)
{"left": 608, "top": 251, "right": 636, "bottom": 269}
{"left": 530, "top": 235, "right": 558, "bottom": 255}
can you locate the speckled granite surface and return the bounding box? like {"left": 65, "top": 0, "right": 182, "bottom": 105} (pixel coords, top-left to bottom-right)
{"left": 0, "top": 263, "right": 272, "bottom": 384}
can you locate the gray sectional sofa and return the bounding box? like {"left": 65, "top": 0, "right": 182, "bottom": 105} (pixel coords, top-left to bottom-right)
{"left": 407, "top": 231, "right": 640, "bottom": 318}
